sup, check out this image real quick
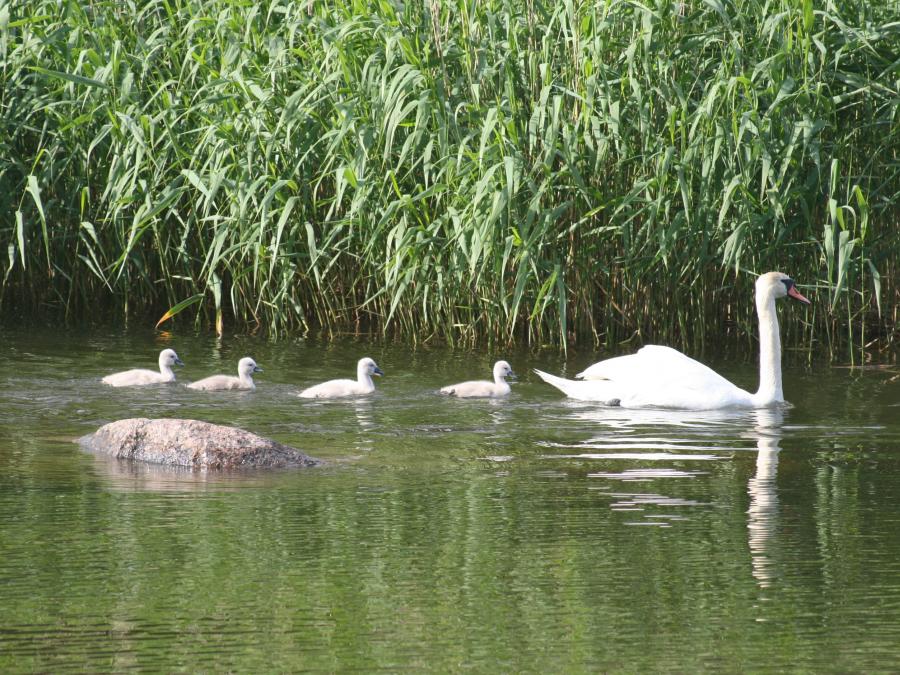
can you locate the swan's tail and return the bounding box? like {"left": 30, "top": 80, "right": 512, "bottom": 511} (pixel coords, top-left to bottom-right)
{"left": 532, "top": 369, "right": 622, "bottom": 404}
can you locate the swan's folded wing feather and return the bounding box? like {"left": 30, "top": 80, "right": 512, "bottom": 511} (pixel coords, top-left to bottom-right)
{"left": 633, "top": 345, "right": 738, "bottom": 391}
{"left": 569, "top": 345, "right": 753, "bottom": 408}
{"left": 533, "top": 370, "right": 623, "bottom": 403}
{"left": 576, "top": 354, "right": 635, "bottom": 380}
{"left": 578, "top": 345, "right": 735, "bottom": 392}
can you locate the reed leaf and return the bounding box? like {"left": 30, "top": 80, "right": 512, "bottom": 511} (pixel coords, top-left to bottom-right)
{"left": 0, "top": 0, "right": 897, "bottom": 355}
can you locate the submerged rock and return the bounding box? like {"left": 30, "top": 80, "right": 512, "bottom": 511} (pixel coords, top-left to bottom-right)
{"left": 80, "top": 418, "right": 320, "bottom": 470}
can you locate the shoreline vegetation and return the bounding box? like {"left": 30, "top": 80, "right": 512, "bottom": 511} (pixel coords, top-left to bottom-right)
{"left": 2, "top": 0, "right": 898, "bottom": 356}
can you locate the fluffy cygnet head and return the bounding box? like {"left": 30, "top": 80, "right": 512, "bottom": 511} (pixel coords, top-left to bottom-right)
{"left": 238, "top": 357, "right": 262, "bottom": 377}
{"left": 159, "top": 349, "right": 185, "bottom": 369}
{"left": 493, "top": 360, "right": 515, "bottom": 381}
{"left": 358, "top": 357, "right": 384, "bottom": 378}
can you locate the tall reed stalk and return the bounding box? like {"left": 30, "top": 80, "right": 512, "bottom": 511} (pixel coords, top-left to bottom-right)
{"left": 2, "top": 0, "right": 898, "bottom": 355}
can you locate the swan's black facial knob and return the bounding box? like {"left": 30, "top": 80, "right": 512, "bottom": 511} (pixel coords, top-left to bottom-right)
{"left": 782, "top": 278, "right": 810, "bottom": 304}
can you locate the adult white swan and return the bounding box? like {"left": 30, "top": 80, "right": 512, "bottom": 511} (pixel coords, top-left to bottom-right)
{"left": 298, "top": 357, "right": 384, "bottom": 399}
{"left": 440, "top": 360, "right": 516, "bottom": 398}
{"left": 533, "top": 272, "right": 810, "bottom": 409}
{"left": 102, "top": 349, "right": 184, "bottom": 387}
{"left": 187, "top": 357, "right": 262, "bottom": 391}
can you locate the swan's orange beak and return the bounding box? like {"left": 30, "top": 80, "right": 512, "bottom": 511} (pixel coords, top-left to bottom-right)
{"left": 787, "top": 285, "right": 810, "bottom": 304}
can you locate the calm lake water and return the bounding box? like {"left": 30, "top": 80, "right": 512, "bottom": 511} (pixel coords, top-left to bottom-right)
{"left": 1, "top": 327, "right": 899, "bottom": 672}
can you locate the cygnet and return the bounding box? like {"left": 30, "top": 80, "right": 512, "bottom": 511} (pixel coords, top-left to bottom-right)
{"left": 298, "top": 357, "right": 384, "bottom": 399}
{"left": 102, "top": 349, "right": 184, "bottom": 387}
{"left": 440, "top": 360, "right": 515, "bottom": 398}
{"left": 187, "top": 357, "right": 262, "bottom": 391}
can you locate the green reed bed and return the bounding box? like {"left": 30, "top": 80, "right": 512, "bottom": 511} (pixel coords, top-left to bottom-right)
{"left": 1, "top": 0, "right": 898, "bottom": 355}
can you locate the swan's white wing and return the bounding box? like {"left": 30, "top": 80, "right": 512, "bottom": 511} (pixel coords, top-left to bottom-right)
{"left": 544, "top": 345, "right": 753, "bottom": 409}
{"left": 580, "top": 346, "right": 734, "bottom": 388}
{"left": 533, "top": 370, "right": 623, "bottom": 403}
{"left": 624, "top": 346, "right": 753, "bottom": 407}
{"left": 576, "top": 354, "right": 637, "bottom": 380}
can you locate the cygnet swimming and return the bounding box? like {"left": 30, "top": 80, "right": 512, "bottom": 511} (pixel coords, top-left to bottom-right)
{"left": 102, "top": 349, "right": 184, "bottom": 387}
{"left": 187, "top": 357, "right": 262, "bottom": 391}
{"left": 298, "top": 357, "right": 384, "bottom": 399}
{"left": 440, "top": 360, "right": 515, "bottom": 398}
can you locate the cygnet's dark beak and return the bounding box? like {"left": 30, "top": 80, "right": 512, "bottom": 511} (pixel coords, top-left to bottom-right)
{"left": 373, "top": 366, "right": 384, "bottom": 377}
{"left": 175, "top": 357, "right": 185, "bottom": 367}
{"left": 253, "top": 365, "right": 263, "bottom": 373}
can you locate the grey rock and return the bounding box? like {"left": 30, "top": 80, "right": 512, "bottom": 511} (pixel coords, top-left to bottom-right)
{"left": 80, "top": 418, "right": 320, "bottom": 470}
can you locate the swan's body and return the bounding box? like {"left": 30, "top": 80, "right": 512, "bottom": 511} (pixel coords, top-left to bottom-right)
{"left": 534, "top": 272, "right": 809, "bottom": 409}
{"left": 440, "top": 360, "right": 515, "bottom": 398}
{"left": 187, "top": 357, "right": 262, "bottom": 391}
{"left": 102, "top": 349, "right": 184, "bottom": 387}
{"left": 298, "top": 357, "right": 384, "bottom": 399}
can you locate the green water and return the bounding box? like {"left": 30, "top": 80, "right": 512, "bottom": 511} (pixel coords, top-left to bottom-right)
{"left": 1, "top": 328, "right": 900, "bottom": 672}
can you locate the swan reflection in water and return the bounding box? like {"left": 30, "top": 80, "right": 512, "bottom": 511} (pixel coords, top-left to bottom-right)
{"left": 351, "top": 398, "right": 376, "bottom": 453}
{"left": 746, "top": 406, "right": 784, "bottom": 588}
{"left": 543, "top": 401, "right": 788, "bottom": 585}
{"left": 543, "top": 400, "right": 764, "bottom": 453}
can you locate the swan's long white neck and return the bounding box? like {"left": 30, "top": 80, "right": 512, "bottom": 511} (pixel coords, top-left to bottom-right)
{"left": 752, "top": 290, "right": 783, "bottom": 406}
